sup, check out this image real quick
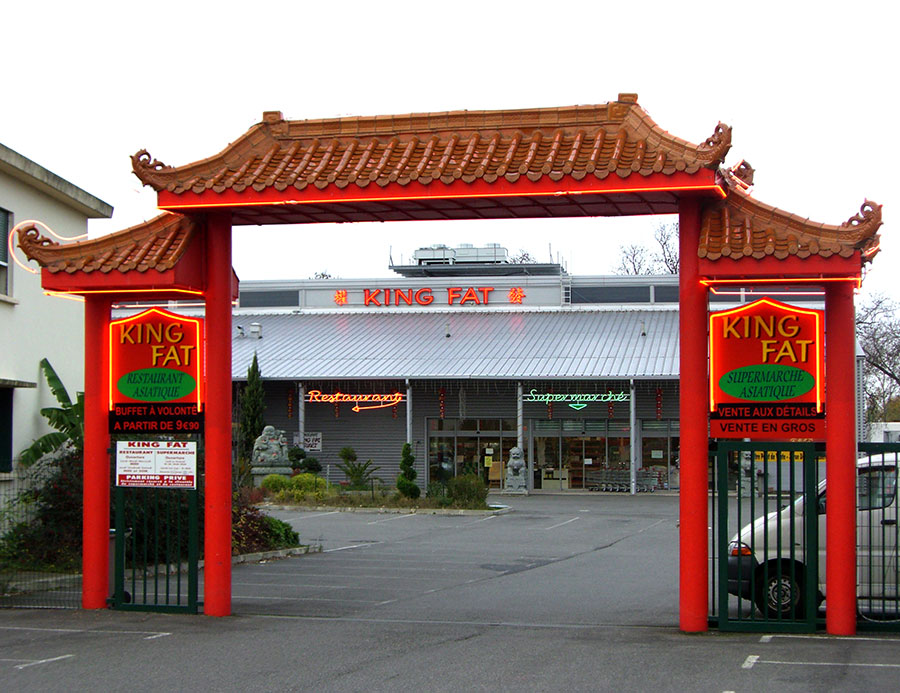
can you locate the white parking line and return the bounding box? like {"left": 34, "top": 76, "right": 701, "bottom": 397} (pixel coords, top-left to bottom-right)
{"left": 460, "top": 515, "right": 496, "bottom": 526}
{"left": 14, "top": 654, "right": 75, "bottom": 670}
{"left": 366, "top": 514, "right": 420, "bottom": 525}
{"left": 288, "top": 511, "right": 341, "bottom": 520}
{"left": 760, "top": 633, "right": 900, "bottom": 643}
{"left": 324, "top": 542, "right": 379, "bottom": 553}
{"left": 744, "top": 655, "right": 900, "bottom": 669}
{"left": 544, "top": 517, "right": 579, "bottom": 530}
{"left": 233, "top": 580, "right": 348, "bottom": 589}
{"left": 234, "top": 594, "right": 380, "bottom": 603}
{"left": 0, "top": 626, "right": 170, "bottom": 640}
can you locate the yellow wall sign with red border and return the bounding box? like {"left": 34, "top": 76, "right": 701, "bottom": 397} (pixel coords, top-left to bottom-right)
{"left": 709, "top": 298, "right": 824, "bottom": 440}
{"left": 108, "top": 308, "right": 204, "bottom": 433}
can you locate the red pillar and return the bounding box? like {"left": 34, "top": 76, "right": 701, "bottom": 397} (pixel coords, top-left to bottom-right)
{"left": 82, "top": 295, "right": 111, "bottom": 609}
{"left": 825, "top": 281, "right": 857, "bottom": 635}
{"left": 203, "top": 212, "right": 233, "bottom": 616}
{"left": 678, "top": 197, "right": 709, "bottom": 632}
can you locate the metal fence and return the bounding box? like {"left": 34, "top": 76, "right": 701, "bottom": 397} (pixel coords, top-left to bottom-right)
{"left": 710, "top": 442, "right": 900, "bottom": 631}
{"left": 0, "top": 453, "right": 82, "bottom": 608}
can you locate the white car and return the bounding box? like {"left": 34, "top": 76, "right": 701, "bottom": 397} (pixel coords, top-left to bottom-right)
{"left": 727, "top": 454, "right": 898, "bottom": 618}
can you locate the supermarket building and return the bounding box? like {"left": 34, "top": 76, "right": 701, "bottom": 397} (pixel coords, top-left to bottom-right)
{"left": 232, "top": 244, "right": 842, "bottom": 493}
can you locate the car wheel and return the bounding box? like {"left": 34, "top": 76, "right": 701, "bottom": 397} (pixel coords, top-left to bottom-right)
{"left": 754, "top": 563, "right": 805, "bottom": 619}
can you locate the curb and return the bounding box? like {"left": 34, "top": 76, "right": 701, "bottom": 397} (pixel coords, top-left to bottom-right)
{"left": 258, "top": 503, "right": 511, "bottom": 516}
{"left": 229, "top": 545, "right": 320, "bottom": 565}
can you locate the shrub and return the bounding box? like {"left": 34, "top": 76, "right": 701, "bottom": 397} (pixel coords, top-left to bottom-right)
{"left": 262, "top": 515, "right": 300, "bottom": 547}
{"left": 232, "top": 492, "right": 299, "bottom": 554}
{"left": 447, "top": 474, "right": 489, "bottom": 508}
{"left": 298, "top": 456, "right": 322, "bottom": 475}
{"left": 426, "top": 482, "right": 447, "bottom": 498}
{"left": 290, "top": 472, "right": 330, "bottom": 494}
{"left": 287, "top": 446, "right": 306, "bottom": 470}
{"left": 337, "top": 458, "right": 381, "bottom": 489}
{"left": 396, "top": 443, "right": 420, "bottom": 499}
{"left": 261, "top": 474, "right": 291, "bottom": 493}
{"left": 0, "top": 450, "right": 84, "bottom": 570}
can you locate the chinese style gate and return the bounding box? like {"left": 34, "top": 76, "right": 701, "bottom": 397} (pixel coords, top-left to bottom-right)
{"left": 17, "top": 93, "right": 882, "bottom": 634}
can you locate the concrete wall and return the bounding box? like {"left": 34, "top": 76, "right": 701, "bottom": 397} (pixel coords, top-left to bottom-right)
{"left": 0, "top": 151, "right": 109, "bottom": 478}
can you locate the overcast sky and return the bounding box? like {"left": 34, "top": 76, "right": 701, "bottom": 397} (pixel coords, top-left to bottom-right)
{"left": 3, "top": 2, "right": 896, "bottom": 298}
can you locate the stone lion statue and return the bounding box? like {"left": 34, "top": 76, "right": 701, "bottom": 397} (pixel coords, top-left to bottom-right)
{"left": 504, "top": 446, "right": 527, "bottom": 494}
{"left": 507, "top": 446, "right": 525, "bottom": 476}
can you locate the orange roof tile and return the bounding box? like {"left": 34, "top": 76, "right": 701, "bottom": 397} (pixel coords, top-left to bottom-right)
{"left": 17, "top": 212, "right": 198, "bottom": 274}
{"left": 131, "top": 94, "right": 731, "bottom": 195}
{"left": 699, "top": 169, "right": 882, "bottom": 264}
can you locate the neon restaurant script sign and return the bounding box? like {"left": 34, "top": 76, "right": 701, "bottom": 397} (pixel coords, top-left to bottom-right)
{"left": 306, "top": 390, "right": 405, "bottom": 412}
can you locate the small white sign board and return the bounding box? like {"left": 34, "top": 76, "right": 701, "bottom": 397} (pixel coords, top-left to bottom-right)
{"left": 116, "top": 441, "right": 197, "bottom": 488}
{"left": 303, "top": 432, "right": 323, "bottom": 452}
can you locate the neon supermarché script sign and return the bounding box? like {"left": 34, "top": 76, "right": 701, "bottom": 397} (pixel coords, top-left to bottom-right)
{"left": 523, "top": 389, "right": 629, "bottom": 410}
{"left": 306, "top": 389, "right": 405, "bottom": 412}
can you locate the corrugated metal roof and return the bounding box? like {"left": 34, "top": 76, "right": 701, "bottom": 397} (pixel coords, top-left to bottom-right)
{"left": 232, "top": 309, "right": 679, "bottom": 381}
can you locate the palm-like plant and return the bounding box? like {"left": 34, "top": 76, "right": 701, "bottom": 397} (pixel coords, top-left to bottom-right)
{"left": 19, "top": 359, "right": 84, "bottom": 467}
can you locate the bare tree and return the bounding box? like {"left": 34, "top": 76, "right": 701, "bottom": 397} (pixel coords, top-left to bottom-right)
{"left": 857, "top": 293, "right": 900, "bottom": 421}
{"left": 615, "top": 244, "right": 656, "bottom": 275}
{"left": 653, "top": 223, "right": 679, "bottom": 273}
{"left": 614, "top": 222, "right": 679, "bottom": 275}
{"left": 510, "top": 249, "right": 538, "bottom": 264}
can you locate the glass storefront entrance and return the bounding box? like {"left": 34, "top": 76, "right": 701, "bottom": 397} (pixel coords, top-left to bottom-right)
{"left": 534, "top": 421, "right": 630, "bottom": 490}
{"left": 428, "top": 417, "right": 679, "bottom": 491}
{"left": 428, "top": 418, "right": 515, "bottom": 489}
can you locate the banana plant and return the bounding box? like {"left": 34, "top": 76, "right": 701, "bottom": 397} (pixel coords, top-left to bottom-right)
{"left": 18, "top": 359, "right": 84, "bottom": 467}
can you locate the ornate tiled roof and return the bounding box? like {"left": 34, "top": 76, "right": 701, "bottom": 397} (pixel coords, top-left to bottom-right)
{"left": 17, "top": 212, "right": 197, "bottom": 274}
{"left": 131, "top": 94, "right": 731, "bottom": 195}
{"left": 699, "top": 168, "right": 882, "bottom": 263}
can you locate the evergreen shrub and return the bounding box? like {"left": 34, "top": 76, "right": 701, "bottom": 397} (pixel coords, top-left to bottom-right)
{"left": 447, "top": 474, "right": 489, "bottom": 508}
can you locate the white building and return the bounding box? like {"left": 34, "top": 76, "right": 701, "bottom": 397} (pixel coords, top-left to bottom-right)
{"left": 0, "top": 143, "right": 111, "bottom": 477}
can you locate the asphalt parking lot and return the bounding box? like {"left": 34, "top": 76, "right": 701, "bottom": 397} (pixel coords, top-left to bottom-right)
{"left": 2, "top": 493, "right": 899, "bottom": 692}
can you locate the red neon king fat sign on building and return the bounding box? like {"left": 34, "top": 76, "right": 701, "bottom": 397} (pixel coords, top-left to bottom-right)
{"left": 109, "top": 308, "right": 204, "bottom": 431}
{"left": 709, "top": 298, "right": 824, "bottom": 440}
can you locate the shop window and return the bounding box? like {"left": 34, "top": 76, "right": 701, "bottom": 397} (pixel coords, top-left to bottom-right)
{"left": 642, "top": 420, "right": 669, "bottom": 432}
{"left": 608, "top": 420, "right": 630, "bottom": 434}
{"left": 428, "top": 418, "right": 457, "bottom": 432}
{"left": 479, "top": 419, "right": 500, "bottom": 431}
{"left": 501, "top": 418, "right": 517, "bottom": 432}
{"left": 534, "top": 420, "right": 560, "bottom": 432}
{"left": 585, "top": 420, "right": 607, "bottom": 433}
{"left": 0, "top": 208, "right": 10, "bottom": 296}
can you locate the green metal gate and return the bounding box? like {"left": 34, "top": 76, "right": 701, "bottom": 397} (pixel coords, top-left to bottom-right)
{"left": 112, "top": 484, "right": 199, "bottom": 613}
{"left": 715, "top": 441, "right": 821, "bottom": 632}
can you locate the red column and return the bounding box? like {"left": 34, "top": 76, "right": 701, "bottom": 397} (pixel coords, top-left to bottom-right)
{"left": 204, "top": 212, "right": 233, "bottom": 616}
{"left": 82, "top": 295, "right": 111, "bottom": 609}
{"left": 678, "top": 197, "right": 709, "bottom": 632}
{"left": 825, "top": 281, "right": 857, "bottom": 635}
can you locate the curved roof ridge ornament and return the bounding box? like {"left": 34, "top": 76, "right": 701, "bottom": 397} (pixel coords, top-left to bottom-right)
{"left": 16, "top": 212, "right": 199, "bottom": 275}
{"left": 700, "top": 174, "right": 882, "bottom": 264}
{"left": 720, "top": 159, "right": 755, "bottom": 192}
{"left": 130, "top": 95, "right": 732, "bottom": 194}
{"left": 698, "top": 122, "right": 733, "bottom": 165}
